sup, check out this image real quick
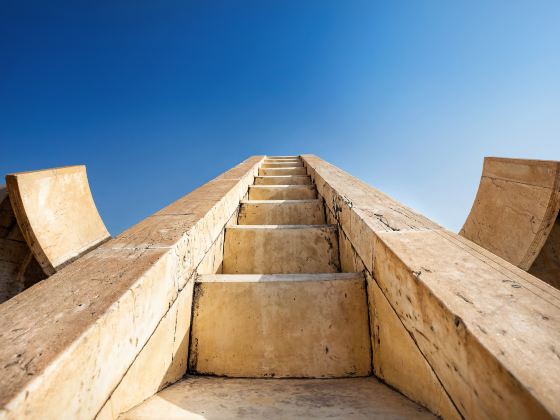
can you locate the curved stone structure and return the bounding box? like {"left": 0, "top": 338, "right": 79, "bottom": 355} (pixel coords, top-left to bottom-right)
{"left": 0, "top": 187, "right": 46, "bottom": 302}
{"left": 460, "top": 157, "right": 560, "bottom": 288}
{"left": 5, "top": 165, "right": 110, "bottom": 275}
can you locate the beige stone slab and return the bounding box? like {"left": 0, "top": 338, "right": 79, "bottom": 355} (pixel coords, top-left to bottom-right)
{"left": 259, "top": 167, "right": 307, "bottom": 176}
{"left": 96, "top": 281, "right": 194, "bottom": 420}
{"left": 154, "top": 179, "right": 245, "bottom": 217}
{"left": 197, "top": 272, "right": 363, "bottom": 283}
{"left": 460, "top": 157, "right": 560, "bottom": 282}
{"left": 373, "top": 229, "right": 560, "bottom": 419}
{"left": 248, "top": 185, "right": 316, "bottom": 200}
{"left": 0, "top": 188, "right": 46, "bottom": 303}
{"left": 264, "top": 159, "right": 301, "bottom": 163}
{"left": 336, "top": 223, "right": 458, "bottom": 418}
{"left": 214, "top": 155, "right": 263, "bottom": 181}
{"left": 194, "top": 228, "right": 225, "bottom": 275}
{"left": 0, "top": 247, "right": 174, "bottom": 420}
{"left": 266, "top": 155, "right": 300, "bottom": 159}
{"left": 529, "top": 216, "right": 560, "bottom": 288}
{"left": 189, "top": 274, "right": 371, "bottom": 377}
{"left": 368, "top": 275, "right": 460, "bottom": 420}
{"left": 223, "top": 225, "right": 340, "bottom": 274}
{"left": 0, "top": 156, "right": 264, "bottom": 420}
{"left": 238, "top": 200, "right": 325, "bottom": 225}
{"left": 302, "top": 155, "right": 441, "bottom": 273}
{"left": 6, "top": 166, "right": 110, "bottom": 275}
{"left": 119, "top": 376, "right": 435, "bottom": 420}
{"left": 302, "top": 154, "right": 560, "bottom": 419}
{"left": 261, "top": 162, "right": 303, "bottom": 168}
{"left": 254, "top": 175, "right": 311, "bottom": 185}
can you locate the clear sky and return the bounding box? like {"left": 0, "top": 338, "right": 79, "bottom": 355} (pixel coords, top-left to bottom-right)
{"left": 2, "top": 1, "right": 559, "bottom": 234}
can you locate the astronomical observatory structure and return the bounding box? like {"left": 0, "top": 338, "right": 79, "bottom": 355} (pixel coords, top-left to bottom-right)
{"left": 0, "top": 155, "right": 559, "bottom": 419}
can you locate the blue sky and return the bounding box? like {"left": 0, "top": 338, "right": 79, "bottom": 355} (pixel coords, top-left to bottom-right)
{"left": 1, "top": 1, "right": 559, "bottom": 234}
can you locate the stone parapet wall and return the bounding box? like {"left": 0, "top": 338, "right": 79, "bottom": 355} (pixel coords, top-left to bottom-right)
{"left": 0, "top": 156, "right": 264, "bottom": 420}
{"left": 302, "top": 154, "right": 560, "bottom": 419}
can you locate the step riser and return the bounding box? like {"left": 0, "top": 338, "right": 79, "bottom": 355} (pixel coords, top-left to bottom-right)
{"left": 254, "top": 176, "right": 311, "bottom": 185}
{"left": 239, "top": 201, "right": 325, "bottom": 225}
{"left": 263, "top": 161, "right": 301, "bottom": 165}
{"left": 261, "top": 162, "right": 304, "bottom": 168}
{"left": 223, "top": 226, "right": 340, "bottom": 273}
{"left": 249, "top": 186, "right": 316, "bottom": 200}
{"left": 265, "top": 156, "right": 299, "bottom": 159}
{"left": 189, "top": 278, "right": 371, "bottom": 378}
{"left": 259, "top": 168, "right": 307, "bottom": 176}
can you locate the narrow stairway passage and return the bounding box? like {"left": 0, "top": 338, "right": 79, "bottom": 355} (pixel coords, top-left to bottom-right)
{"left": 119, "top": 156, "right": 436, "bottom": 419}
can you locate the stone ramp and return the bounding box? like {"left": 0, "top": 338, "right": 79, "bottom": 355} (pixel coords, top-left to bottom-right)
{"left": 460, "top": 157, "right": 560, "bottom": 288}
{"left": 119, "top": 377, "right": 435, "bottom": 420}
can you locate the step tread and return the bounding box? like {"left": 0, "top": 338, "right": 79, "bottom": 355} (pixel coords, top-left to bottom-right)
{"left": 259, "top": 167, "right": 307, "bottom": 175}
{"left": 260, "top": 166, "right": 303, "bottom": 169}
{"left": 240, "top": 199, "right": 320, "bottom": 204}
{"left": 249, "top": 184, "right": 314, "bottom": 188}
{"left": 255, "top": 175, "right": 309, "bottom": 178}
{"left": 197, "top": 273, "right": 363, "bottom": 283}
{"left": 119, "top": 377, "right": 436, "bottom": 420}
{"left": 254, "top": 175, "right": 312, "bottom": 185}
{"left": 226, "top": 224, "right": 336, "bottom": 230}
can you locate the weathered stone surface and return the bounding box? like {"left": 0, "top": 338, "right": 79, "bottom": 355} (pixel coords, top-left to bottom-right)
{"left": 0, "top": 188, "right": 46, "bottom": 303}
{"left": 261, "top": 161, "right": 304, "bottom": 168}
{"left": 248, "top": 184, "right": 316, "bottom": 200}
{"left": 254, "top": 175, "right": 311, "bottom": 185}
{"left": 461, "top": 157, "right": 560, "bottom": 286}
{"left": 96, "top": 281, "right": 194, "bottom": 420}
{"left": 529, "top": 215, "right": 560, "bottom": 288}
{"left": 302, "top": 154, "right": 560, "bottom": 419}
{"left": 190, "top": 274, "right": 371, "bottom": 378}
{"left": 223, "top": 225, "right": 340, "bottom": 273}
{"left": 0, "top": 156, "right": 264, "bottom": 420}
{"left": 119, "top": 376, "right": 436, "bottom": 420}
{"left": 5, "top": 166, "right": 110, "bottom": 275}
{"left": 259, "top": 167, "right": 307, "bottom": 176}
{"left": 368, "top": 274, "right": 460, "bottom": 419}
{"left": 238, "top": 200, "right": 325, "bottom": 225}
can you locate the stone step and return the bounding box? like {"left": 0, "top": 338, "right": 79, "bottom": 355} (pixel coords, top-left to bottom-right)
{"left": 264, "top": 158, "right": 300, "bottom": 162}
{"left": 259, "top": 167, "right": 307, "bottom": 176}
{"left": 120, "top": 377, "right": 435, "bottom": 419}
{"left": 248, "top": 185, "right": 316, "bottom": 200}
{"left": 261, "top": 162, "right": 304, "bottom": 168}
{"left": 189, "top": 273, "right": 371, "bottom": 378}
{"left": 238, "top": 200, "right": 325, "bottom": 225}
{"left": 223, "top": 225, "right": 339, "bottom": 273}
{"left": 265, "top": 156, "right": 299, "bottom": 159}
{"left": 254, "top": 175, "right": 311, "bottom": 185}
{"left": 263, "top": 160, "right": 301, "bottom": 165}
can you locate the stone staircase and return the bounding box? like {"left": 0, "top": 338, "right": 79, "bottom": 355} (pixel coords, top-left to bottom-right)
{"left": 119, "top": 156, "right": 435, "bottom": 419}
{"left": 191, "top": 155, "right": 370, "bottom": 378}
